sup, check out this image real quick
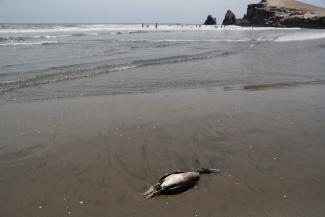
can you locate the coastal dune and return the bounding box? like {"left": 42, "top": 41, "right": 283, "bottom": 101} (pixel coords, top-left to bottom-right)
{"left": 267, "top": 0, "right": 325, "bottom": 15}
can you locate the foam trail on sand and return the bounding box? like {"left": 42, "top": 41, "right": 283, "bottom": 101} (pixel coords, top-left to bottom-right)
{"left": 275, "top": 31, "right": 325, "bottom": 42}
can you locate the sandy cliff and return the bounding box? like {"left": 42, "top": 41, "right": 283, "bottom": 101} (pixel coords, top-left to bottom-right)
{"left": 223, "top": 0, "right": 325, "bottom": 28}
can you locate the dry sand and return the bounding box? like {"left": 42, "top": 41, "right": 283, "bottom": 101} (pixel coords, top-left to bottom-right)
{"left": 267, "top": 0, "right": 325, "bottom": 15}
{"left": 1, "top": 85, "right": 325, "bottom": 217}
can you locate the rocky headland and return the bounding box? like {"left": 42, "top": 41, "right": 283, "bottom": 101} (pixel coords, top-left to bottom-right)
{"left": 222, "top": 0, "right": 325, "bottom": 28}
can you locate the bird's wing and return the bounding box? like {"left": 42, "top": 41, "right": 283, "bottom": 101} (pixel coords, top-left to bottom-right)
{"left": 159, "top": 171, "right": 185, "bottom": 183}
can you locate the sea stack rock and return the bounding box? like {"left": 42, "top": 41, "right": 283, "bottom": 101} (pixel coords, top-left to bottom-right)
{"left": 222, "top": 10, "right": 237, "bottom": 25}
{"left": 242, "top": 0, "right": 325, "bottom": 28}
{"left": 203, "top": 15, "right": 217, "bottom": 25}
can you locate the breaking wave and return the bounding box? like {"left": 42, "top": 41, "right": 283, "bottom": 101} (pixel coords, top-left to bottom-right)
{"left": 1, "top": 24, "right": 322, "bottom": 46}
{"left": 0, "top": 41, "right": 59, "bottom": 46}
{"left": 0, "top": 24, "right": 301, "bottom": 34}
{"left": 0, "top": 36, "right": 59, "bottom": 46}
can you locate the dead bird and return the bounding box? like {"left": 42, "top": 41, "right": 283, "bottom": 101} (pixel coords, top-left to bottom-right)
{"left": 143, "top": 168, "right": 220, "bottom": 199}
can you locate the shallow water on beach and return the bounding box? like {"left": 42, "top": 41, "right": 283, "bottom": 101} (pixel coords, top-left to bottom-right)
{"left": 1, "top": 24, "right": 325, "bottom": 217}
{"left": 1, "top": 24, "right": 325, "bottom": 103}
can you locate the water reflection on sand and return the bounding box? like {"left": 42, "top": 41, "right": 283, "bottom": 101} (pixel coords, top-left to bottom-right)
{"left": 0, "top": 86, "right": 325, "bottom": 217}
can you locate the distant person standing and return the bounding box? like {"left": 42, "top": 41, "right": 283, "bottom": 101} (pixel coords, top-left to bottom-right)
{"left": 155, "top": 23, "right": 158, "bottom": 29}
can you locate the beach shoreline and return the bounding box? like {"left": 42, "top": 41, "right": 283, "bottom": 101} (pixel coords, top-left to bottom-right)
{"left": 1, "top": 84, "right": 325, "bottom": 217}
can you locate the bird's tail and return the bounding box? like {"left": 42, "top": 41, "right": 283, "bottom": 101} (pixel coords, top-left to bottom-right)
{"left": 142, "top": 183, "right": 162, "bottom": 200}
{"left": 197, "top": 168, "right": 221, "bottom": 174}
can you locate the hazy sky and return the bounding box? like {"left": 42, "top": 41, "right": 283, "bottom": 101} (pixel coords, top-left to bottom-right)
{"left": 0, "top": 0, "right": 324, "bottom": 23}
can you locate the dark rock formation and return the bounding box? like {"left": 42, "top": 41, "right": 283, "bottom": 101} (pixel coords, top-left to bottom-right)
{"left": 240, "top": 0, "right": 325, "bottom": 28}
{"left": 221, "top": 0, "right": 325, "bottom": 28}
{"left": 235, "top": 18, "right": 251, "bottom": 26}
{"left": 222, "top": 10, "right": 237, "bottom": 25}
{"left": 203, "top": 15, "right": 217, "bottom": 25}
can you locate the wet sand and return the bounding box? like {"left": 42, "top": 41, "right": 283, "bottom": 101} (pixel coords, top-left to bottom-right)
{"left": 1, "top": 85, "right": 325, "bottom": 217}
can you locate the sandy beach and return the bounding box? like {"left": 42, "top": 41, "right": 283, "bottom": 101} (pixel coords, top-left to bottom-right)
{"left": 1, "top": 83, "right": 325, "bottom": 217}
{"left": 1, "top": 22, "right": 325, "bottom": 217}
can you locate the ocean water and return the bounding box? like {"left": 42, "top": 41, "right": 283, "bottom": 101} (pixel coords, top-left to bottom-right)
{"left": 0, "top": 23, "right": 325, "bottom": 103}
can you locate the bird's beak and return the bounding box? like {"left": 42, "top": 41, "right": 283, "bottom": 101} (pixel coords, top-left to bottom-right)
{"left": 210, "top": 169, "right": 221, "bottom": 173}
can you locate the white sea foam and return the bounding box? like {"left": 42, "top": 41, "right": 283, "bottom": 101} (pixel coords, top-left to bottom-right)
{"left": 0, "top": 24, "right": 301, "bottom": 34}
{"left": 117, "top": 38, "right": 259, "bottom": 43}
{"left": 1, "top": 24, "right": 323, "bottom": 47}
{"left": 275, "top": 31, "right": 325, "bottom": 42}
{"left": 219, "top": 25, "right": 300, "bottom": 31}
{"left": 0, "top": 40, "right": 59, "bottom": 46}
{"left": 32, "top": 35, "right": 55, "bottom": 39}
{"left": 32, "top": 35, "right": 70, "bottom": 39}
